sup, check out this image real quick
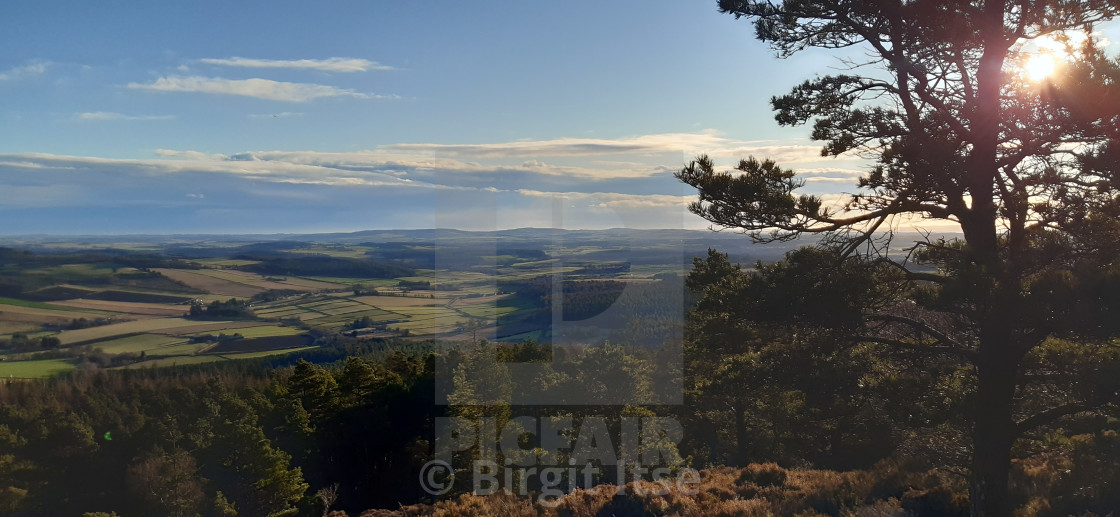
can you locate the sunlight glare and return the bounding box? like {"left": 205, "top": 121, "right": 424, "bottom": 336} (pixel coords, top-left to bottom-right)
{"left": 1024, "top": 53, "right": 1058, "bottom": 81}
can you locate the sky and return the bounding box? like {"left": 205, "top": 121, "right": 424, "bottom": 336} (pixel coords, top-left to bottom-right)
{"left": 1, "top": 1, "right": 881, "bottom": 235}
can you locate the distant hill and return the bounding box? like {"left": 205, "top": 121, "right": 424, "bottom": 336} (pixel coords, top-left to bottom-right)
{"left": 0, "top": 228, "right": 960, "bottom": 265}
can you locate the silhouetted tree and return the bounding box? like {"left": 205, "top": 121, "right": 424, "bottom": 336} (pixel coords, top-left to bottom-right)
{"left": 681, "top": 2, "right": 1120, "bottom": 515}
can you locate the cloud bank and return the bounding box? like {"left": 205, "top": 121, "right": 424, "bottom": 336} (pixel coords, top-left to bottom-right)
{"left": 0, "top": 132, "right": 875, "bottom": 233}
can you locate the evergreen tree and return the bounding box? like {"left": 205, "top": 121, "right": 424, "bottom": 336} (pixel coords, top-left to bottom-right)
{"left": 681, "top": 2, "right": 1120, "bottom": 514}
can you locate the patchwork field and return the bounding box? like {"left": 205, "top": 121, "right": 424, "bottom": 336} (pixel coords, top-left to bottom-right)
{"left": 0, "top": 231, "right": 679, "bottom": 377}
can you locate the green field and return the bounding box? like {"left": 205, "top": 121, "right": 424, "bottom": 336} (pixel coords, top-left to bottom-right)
{"left": 0, "top": 358, "right": 77, "bottom": 378}
{"left": 92, "top": 334, "right": 187, "bottom": 354}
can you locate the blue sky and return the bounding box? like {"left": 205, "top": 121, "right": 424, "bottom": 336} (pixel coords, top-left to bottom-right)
{"left": 0, "top": 0, "right": 870, "bottom": 234}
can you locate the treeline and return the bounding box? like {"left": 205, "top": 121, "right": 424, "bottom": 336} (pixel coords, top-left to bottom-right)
{"left": 188, "top": 298, "right": 254, "bottom": 319}
{"left": 0, "top": 332, "right": 1117, "bottom": 515}
{"left": 0, "top": 343, "right": 438, "bottom": 516}
{"left": 0, "top": 247, "right": 200, "bottom": 271}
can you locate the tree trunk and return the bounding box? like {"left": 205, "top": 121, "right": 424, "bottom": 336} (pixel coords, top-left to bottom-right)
{"left": 735, "top": 403, "right": 749, "bottom": 466}
{"left": 969, "top": 332, "right": 1019, "bottom": 517}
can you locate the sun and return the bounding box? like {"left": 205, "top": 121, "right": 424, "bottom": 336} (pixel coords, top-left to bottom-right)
{"left": 1023, "top": 52, "right": 1058, "bottom": 81}
{"left": 1016, "top": 31, "right": 1093, "bottom": 82}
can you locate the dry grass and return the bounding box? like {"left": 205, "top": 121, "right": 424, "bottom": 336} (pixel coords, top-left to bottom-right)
{"left": 348, "top": 461, "right": 970, "bottom": 517}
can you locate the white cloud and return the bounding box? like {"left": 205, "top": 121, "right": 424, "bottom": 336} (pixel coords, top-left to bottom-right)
{"left": 77, "top": 111, "right": 175, "bottom": 121}
{"left": 0, "top": 60, "right": 48, "bottom": 81}
{"left": 126, "top": 75, "right": 396, "bottom": 102}
{"left": 0, "top": 160, "right": 56, "bottom": 169}
{"left": 248, "top": 111, "right": 304, "bottom": 119}
{"left": 197, "top": 57, "right": 390, "bottom": 72}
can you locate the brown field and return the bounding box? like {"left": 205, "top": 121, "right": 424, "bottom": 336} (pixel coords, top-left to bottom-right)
{"left": 153, "top": 268, "right": 264, "bottom": 297}
{"left": 51, "top": 299, "right": 189, "bottom": 317}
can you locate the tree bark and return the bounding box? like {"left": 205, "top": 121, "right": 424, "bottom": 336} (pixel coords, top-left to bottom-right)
{"left": 735, "top": 402, "right": 749, "bottom": 466}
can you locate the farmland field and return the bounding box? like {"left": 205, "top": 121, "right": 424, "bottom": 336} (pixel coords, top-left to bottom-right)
{"left": 152, "top": 268, "right": 265, "bottom": 297}
{"left": 190, "top": 269, "right": 341, "bottom": 292}
{"left": 0, "top": 305, "right": 114, "bottom": 326}
{"left": 207, "top": 335, "right": 309, "bottom": 353}
{"left": 0, "top": 358, "right": 77, "bottom": 379}
{"left": 0, "top": 321, "right": 42, "bottom": 335}
{"left": 50, "top": 299, "right": 189, "bottom": 317}
{"left": 352, "top": 295, "right": 444, "bottom": 308}
{"left": 152, "top": 320, "right": 273, "bottom": 336}
{"left": 91, "top": 334, "right": 188, "bottom": 354}
{"left": 57, "top": 317, "right": 233, "bottom": 345}
{"left": 0, "top": 227, "right": 705, "bottom": 378}
{"left": 0, "top": 297, "right": 104, "bottom": 313}
{"left": 225, "top": 325, "right": 304, "bottom": 338}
